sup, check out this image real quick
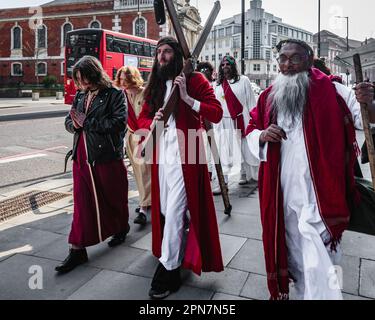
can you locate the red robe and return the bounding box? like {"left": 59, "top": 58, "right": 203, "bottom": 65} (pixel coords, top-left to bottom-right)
{"left": 138, "top": 72, "right": 224, "bottom": 274}
{"left": 69, "top": 133, "right": 129, "bottom": 247}
{"left": 245, "top": 68, "right": 359, "bottom": 299}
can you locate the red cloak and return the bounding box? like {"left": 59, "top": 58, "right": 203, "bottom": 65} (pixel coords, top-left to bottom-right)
{"left": 69, "top": 134, "right": 129, "bottom": 247}
{"left": 245, "top": 68, "right": 359, "bottom": 299}
{"left": 138, "top": 72, "right": 224, "bottom": 275}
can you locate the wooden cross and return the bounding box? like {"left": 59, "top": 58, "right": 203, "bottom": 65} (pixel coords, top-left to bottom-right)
{"left": 144, "top": 0, "right": 232, "bottom": 215}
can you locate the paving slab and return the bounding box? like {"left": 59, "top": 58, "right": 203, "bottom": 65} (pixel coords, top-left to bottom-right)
{"left": 130, "top": 232, "right": 152, "bottom": 251}
{"left": 219, "top": 213, "right": 262, "bottom": 240}
{"left": 0, "top": 226, "right": 63, "bottom": 262}
{"left": 240, "top": 273, "right": 269, "bottom": 300}
{"left": 87, "top": 243, "right": 147, "bottom": 272}
{"left": 44, "top": 196, "right": 74, "bottom": 210}
{"left": 342, "top": 293, "right": 371, "bottom": 300}
{"left": 28, "top": 178, "right": 73, "bottom": 191}
{"left": 341, "top": 254, "right": 360, "bottom": 296}
{"left": 228, "top": 238, "right": 266, "bottom": 275}
{"left": 7, "top": 209, "right": 73, "bottom": 233}
{"left": 164, "top": 285, "right": 214, "bottom": 300}
{"left": 32, "top": 235, "right": 70, "bottom": 261}
{"left": 67, "top": 270, "right": 151, "bottom": 300}
{"left": 184, "top": 267, "right": 248, "bottom": 296}
{"left": 219, "top": 234, "right": 247, "bottom": 266}
{"left": 341, "top": 231, "right": 375, "bottom": 260}
{"left": 211, "top": 292, "right": 251, "bottom": 300}
{"left": 0, "top": 254, "right": 100, "bottom": 300}
{"left": 359, "top": 258, "right": 375, "bottom": 299}
{"left": 125, "top": 251, "right": 160, "bottom": 278}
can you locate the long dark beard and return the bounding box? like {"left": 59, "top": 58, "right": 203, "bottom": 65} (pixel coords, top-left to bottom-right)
{"left": 156, "top": 60, "right": 179, "bottom": 81}
{"left": 268, "top": 72, "right": 310, "bottom": 128}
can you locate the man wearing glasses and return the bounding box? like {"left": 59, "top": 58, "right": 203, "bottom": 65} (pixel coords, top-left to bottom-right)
{"left": 245, "top": 39, "right": 375, "bottom": 300}
{"left": 212, "top": 55, "right": 258, "bottom": 195}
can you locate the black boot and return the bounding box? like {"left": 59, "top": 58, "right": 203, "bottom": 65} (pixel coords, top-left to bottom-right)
{"left": 55, "top": 248, "right": 88, "bottom": 274}
{"left": 134, "top": 212, "right": 147, "bottom": 225}
{"left": 108, "top": 224, "right": 130, "bottom": 247}
{"left": 148, "top": 263, "right": 181, "bottom": 299}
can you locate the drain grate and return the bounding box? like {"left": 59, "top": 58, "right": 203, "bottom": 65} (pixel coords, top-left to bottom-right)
{"left": 0, "top": 190, "right": 70, "bottom": 222}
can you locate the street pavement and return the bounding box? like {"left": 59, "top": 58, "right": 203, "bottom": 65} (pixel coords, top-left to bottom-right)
{"left": 0, "top": 97, "right": 70, "bottom": 121}
{"left": 0, "top": 98, "right": 374, "bottom": 300}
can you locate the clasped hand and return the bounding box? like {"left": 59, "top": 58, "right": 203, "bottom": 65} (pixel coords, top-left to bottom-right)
{"left": 70, "top": 108, "right": 86, "bottom": 128}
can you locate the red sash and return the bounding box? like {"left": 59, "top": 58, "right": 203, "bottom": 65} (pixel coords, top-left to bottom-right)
{"left": 222, "top": 79, "right": 245, "bottom": 137}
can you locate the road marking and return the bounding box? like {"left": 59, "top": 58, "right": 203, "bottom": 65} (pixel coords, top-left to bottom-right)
{"left": 0, "top": 146, "right": 68, "bottom": 164}
{"left": 0, "top": 153, "right": 47, "bottom": 164}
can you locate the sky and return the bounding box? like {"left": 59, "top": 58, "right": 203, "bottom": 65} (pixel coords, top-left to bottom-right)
{"left": 0, "top": 0, "right": 374, "bottom": 41}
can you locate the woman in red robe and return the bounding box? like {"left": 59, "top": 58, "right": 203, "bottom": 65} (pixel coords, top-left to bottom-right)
{"left": 55, "top": 56, "right": 129, "bottom": 274}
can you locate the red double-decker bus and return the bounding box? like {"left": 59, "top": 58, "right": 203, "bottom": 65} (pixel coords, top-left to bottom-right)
{"left": 64, "top": 28, "right": 157, "bottom": 104}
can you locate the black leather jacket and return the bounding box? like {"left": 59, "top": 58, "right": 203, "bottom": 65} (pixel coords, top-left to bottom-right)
{"left": 65, "top": 87, "right": 127, "bottom": 165}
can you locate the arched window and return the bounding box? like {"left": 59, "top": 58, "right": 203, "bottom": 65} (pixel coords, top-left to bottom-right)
{"left": 11, "top": 63, "right": 23, "bottom": 76}
{"left": 134, "top": 17, "right": 146, "bottom": 38}
{"left": 36, "top": 62, "right": 47, "bottom": 76}
{"left": 90, "top": 20, "right": 101, "bottom": 29}
{"left": 37, "top": 25, "right": 47, "bottom": 48}
{"left": 61, "top": 22, "right": 73, "bottom": 47}
{"left": 12, "top": 26, "right": 21, "bottom": 49}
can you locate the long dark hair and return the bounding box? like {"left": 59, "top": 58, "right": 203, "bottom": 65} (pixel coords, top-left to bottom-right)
{"left": 196, "top": 61, "right": 214, "bottom": 82}
{"left": 143, "top": 37, "right": 183, "bottom": 115}
{"left": 72, "top": 55, "right": 112, "bottom": 90}
{"left": 217, "top": 55, "right": 240, "bottom": 86}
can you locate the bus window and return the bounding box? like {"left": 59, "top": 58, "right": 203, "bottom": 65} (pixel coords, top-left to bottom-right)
{"left": 143, "top": 43, "right": 151, "bottom": 57}
{"left": 130, "top": 41, "right": 144, "bottom": 56}
{"left": 106, "top": 35, "right": 114, "bottom": 51}
{"left": 66, "top": 31, "right": 100, "bottom": 77}
{"left": 150, "top": 45, "right": 156, "bottom": 57}
{"left": 113, "top": 37, "right": 130, "bottom": 54}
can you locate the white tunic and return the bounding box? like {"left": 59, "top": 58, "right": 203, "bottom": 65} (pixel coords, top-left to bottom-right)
{"left": 158, "top": 80, "right": 189, "bottom": 270}
{"left": 247, "top": 87, "right": 362, "bottom": 300}
{"left": 213, "top": 75, "right": 259, "bottom": 180}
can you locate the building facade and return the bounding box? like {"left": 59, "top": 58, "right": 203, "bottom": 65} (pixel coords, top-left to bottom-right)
{"left": 337, "top": 39, "right": 375, "bottom": 84}
{"left": 0, "top": 0, "right": 201, "bottom": 88}
{"left": 200, "top": 0, "right": 314, "bottom": 89}
{"left": 313, "top": 29, "right": 362, "bottom": 78}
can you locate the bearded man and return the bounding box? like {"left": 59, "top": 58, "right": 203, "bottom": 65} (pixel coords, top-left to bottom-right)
{"left": 245, "top": 39, "right": 375, "bottom": 300}
{"left": 212, "top": 55, "right": 258, "bottom": 194}
{"left": 137, "top": 36, "right": 224, "bottom": 299}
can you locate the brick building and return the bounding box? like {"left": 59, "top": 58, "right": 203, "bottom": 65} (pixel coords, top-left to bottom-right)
{"left": 0, "top": 0, "right": 164, "bottom": 87}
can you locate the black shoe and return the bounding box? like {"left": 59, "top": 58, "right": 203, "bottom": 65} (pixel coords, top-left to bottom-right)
{"left": 134, "top": 212, "right": 147, "bottom": 225}
{"left": 55, "top": 248, "right": 88, "bottom": 274}
{"left": 108, "top": 225, "right": 130, "bottom": 247}
{"left": 149, "top": 263, "right": 181, "bottom": 299}
{"left": 135, "top": 206, "right": 140, "bottom": 213}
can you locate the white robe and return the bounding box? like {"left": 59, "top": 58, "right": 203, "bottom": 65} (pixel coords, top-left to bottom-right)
{"left": 247, "top": 86, "right": 362, "bottom": 300}
{"left": 213, "top": 75, "right": 259, "bottom": 180}
{"left": 158, "top": 80, "right": 188, "bottom": 270}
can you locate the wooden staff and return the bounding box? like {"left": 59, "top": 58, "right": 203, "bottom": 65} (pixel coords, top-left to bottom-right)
{"left": 204, "top": 120, "right": 232, "bottom": 215}
{"left": 353, "top": 54, "right": 375, "bottom": 189}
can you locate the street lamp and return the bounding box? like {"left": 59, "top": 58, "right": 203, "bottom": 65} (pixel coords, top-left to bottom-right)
{"left": 335, "top": 15, "right": 350, "bottom": 85}
{"left": 335, "top": 15, "right": 349, "bottom": 52}
{"left": 318, "top": 0, "right": 321, "bottom": 57}
{"left": 241, "top": 0, "right": 245, "bottom": 75}
{"left": 213, "top": 25, "right": 217, "bottom": 70}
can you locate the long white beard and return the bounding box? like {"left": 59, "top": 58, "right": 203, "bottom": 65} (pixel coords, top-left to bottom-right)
{"left": 268, "top": 71, "right": 310, "bottom": 128}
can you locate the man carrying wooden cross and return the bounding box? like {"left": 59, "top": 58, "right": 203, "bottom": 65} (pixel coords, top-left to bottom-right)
{"left": 138, "top": 36, "right": 224, "bottom": 299}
